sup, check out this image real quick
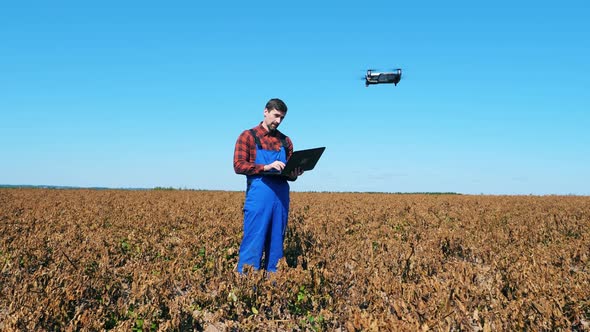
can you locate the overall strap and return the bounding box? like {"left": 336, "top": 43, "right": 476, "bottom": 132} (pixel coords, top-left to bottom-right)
{"left": 249, "top": 129, "right": 262, "bottom": 149}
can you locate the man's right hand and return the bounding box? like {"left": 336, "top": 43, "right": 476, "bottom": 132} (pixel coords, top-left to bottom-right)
{"left": 263, "top": 160, "right": 286, "bottom": 172}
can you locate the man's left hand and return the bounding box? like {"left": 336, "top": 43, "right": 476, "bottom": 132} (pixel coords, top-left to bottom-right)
{"left": 288, "top": 167, "right": 304, "bottom": 180}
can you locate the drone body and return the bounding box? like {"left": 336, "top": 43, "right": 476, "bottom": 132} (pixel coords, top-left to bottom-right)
{"left": 365, "top": 68, "right": 402, "bottom": 87}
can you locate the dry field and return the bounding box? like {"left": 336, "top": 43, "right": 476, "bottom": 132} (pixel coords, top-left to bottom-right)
{"left": 1, "top": 189, "right": 589, "bottom": 331}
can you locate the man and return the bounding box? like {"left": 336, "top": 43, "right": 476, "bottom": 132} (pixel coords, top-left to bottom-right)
{"left": 233, "top": 98, "right": 303, "bottom": 273}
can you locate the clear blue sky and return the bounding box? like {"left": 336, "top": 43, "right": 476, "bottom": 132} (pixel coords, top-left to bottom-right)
{"left": 1, "top": 1, "right": 589, "bottom": 195}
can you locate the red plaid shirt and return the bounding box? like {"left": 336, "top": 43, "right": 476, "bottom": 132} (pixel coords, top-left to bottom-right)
{"left": 234, "top": 123, "right": 293, "bottom": 175}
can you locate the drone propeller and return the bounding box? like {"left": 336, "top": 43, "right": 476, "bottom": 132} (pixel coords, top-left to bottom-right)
{"left": 394, "top": 68, "right": 407, "bottom": 81}
{"left": 358, "top": 70, "right": 371, "bottom": 80}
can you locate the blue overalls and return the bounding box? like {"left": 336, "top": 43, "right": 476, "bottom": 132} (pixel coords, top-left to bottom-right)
{"left": 237, "top": 130, "right": 290, "bottom": 273}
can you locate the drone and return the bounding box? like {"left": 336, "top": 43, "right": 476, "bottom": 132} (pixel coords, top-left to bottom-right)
{"left": 364, "top": 68, "right": 402, "bottom": 87}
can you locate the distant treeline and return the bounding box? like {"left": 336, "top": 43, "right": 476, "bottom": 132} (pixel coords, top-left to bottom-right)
{"left": 0, "top": 184, "right": 134, "bottom": 190}
{"left": 1, "top": 185, "right": 462, "bottom": 195}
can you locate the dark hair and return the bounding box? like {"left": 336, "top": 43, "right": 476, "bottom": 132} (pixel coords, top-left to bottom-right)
{"left": 265, "top": 98, "right": 288, "bottom": 113}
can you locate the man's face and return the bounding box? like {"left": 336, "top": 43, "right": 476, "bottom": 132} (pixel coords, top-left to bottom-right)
{"left": 263, "top": 108, "right": 286, "bottom": 131}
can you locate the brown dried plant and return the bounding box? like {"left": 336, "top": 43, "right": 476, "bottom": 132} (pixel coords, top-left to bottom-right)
{"left": 1, "top": 189, "right": 589, "bottom": 331}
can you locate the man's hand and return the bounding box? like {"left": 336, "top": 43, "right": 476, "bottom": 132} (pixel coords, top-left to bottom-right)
{"left": 264, "top": 160, "right": 286, "bottom": 172}
{"left": 288, "top": 167, "right": 304, "bottom": 180}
